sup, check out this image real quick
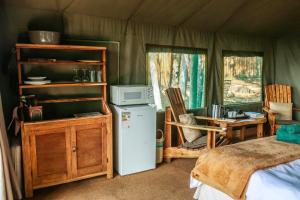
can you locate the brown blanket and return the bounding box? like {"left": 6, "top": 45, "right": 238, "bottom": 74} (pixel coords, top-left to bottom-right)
{"left": 191, "top": 136, "right": 300, "bottom": 199}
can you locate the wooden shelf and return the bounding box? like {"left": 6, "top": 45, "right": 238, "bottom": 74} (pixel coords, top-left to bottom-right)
{"left": 16, "top": 43, "right": 106, "bottom": 51}
{"left": 19, "top": 60, "right": 104, "bottom": 65}
{"left": 38, "top": 97, "right": 103, "bottom": 104}
{"left": 17, "top": 43, "right": 112, "bottom": 198}
{"left": 20, "top": 82, "right": 107, "bottom": 89}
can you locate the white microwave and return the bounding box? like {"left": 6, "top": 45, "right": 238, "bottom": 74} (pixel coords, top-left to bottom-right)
{"left": 110, "top": 85, "right": 154, "bottom": 106}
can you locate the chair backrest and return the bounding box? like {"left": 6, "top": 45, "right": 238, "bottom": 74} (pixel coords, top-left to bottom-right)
{"left": 264, "top": 84, "right": 292, "bottom": 108}
{"left": 165, "top": 87, "right": 187, "bottom": 144}
{"left": 165, "top": 88, "right": 187, "bottom": 122}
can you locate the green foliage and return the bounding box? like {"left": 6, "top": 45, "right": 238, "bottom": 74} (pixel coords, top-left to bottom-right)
{"left": 147, "top": 52, "right": 206, "bottom": 110}
{"left": 224, "top": 56, "right": 263, "bottom": 105}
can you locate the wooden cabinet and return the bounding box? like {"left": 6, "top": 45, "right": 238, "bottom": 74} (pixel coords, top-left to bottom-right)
{"left": 22, "top": 113, "right": 113, "bottom": 197}
{"left": 16, "top": 44, "right": 113, "bottom": 198}
{"left": 71, "top": 121, "right": 107, "bottom": 177}
{"left": 30, "top": 125, "right": 71, "bottom": 187}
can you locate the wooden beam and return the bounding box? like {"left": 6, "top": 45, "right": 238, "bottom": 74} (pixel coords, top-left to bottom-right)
{"left": 164, "top": 107, "right": 172, "bottom": 149}
{"left": 163, "top": 147, "right": 203, "bottom": 159}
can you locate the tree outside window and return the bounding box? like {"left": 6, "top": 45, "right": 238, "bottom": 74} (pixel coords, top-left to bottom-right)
{"left": 147, "top": 46, "right": 206, "bottom": 111}
{"left": 223, "top": 52, "right": 263, "bottom": 105}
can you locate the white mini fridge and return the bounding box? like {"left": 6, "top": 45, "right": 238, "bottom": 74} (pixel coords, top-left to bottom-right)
{"left": 110, "top": 104, "right": 156, "bottom": 176}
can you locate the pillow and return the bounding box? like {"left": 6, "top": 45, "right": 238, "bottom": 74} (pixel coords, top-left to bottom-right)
{"left": 269, "top": 102, "right": 293, "bottom": 120}
{"left": 179, "top": 113, "right": 202, "bottom": 142}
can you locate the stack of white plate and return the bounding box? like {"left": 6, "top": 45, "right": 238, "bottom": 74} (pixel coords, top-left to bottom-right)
{"left": 24, "top": 77, "right": 51, "bottom": 85}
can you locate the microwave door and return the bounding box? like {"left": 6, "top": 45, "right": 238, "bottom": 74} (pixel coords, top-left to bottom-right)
{"left": 121, "top": 90, "right": 145, "bottom": 105}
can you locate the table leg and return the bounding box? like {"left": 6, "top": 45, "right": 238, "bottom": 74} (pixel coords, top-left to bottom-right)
{"left": 164, "top": 107, "right": 172, "bottom": 163}
{"left": 211, "top": 131, "right": 216, "bottom": 148}
{"left": 220, "top": 122, "right": 232, "bottom": 145}
{"left": 240, "top": 127, "right": 246, "bottom": 141}
{"left": 257, "top": 123, "right": 264, "bottom": 138}
{"left": 226, "top": 127, "right": 233, "bottom": 144}
{"left": 207, "top": 131, "right": 212, "bottom": 149}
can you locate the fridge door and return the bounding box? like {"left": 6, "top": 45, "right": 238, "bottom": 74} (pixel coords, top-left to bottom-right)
{"left": 119, "top": 105, "right": 156, "bottom": 175}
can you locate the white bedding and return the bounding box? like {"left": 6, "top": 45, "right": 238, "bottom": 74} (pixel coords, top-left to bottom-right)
{"left": 190, "top": 159, "right": 300, "bottom": 200}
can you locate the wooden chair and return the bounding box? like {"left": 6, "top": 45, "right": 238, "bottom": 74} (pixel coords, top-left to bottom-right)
{"left": 263, "top": 84, "right": 300, "bottom": 135}
{"left": 164, "top": 88, "right": 227, "bottom": 161}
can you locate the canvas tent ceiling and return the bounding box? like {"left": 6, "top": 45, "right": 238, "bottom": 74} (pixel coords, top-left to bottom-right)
{"left": 4, "top": 0, "right": 300, "bottom": 36}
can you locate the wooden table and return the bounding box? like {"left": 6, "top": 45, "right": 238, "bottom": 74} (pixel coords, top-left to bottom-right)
{"left": 195, "top": 116, "right": 267, "bottom": 142}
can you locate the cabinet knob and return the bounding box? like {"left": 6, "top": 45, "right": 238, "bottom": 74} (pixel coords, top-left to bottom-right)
{"left": 72, "top": 147, "right": 76, "bottom": 152}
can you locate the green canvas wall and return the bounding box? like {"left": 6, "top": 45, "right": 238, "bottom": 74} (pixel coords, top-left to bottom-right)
{"left": 0, "top": 2, "right": 17, "bottom": 125}
{"left": 1, "top": 5, "right": 277, "bottom": 124}
{"left": 275, "top": 35, "right": 300, "bottom": 120}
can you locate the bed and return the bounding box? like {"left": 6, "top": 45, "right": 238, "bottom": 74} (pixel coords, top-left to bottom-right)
{"left": 190, "top": 136, "right": 300, "bottom": 200}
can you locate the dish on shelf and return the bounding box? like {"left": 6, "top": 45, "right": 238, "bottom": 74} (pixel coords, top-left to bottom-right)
{"left": 27, "top": 76, "right": 47, "bottom": 81}
{"left": 28, "top": 58, "right": 57, "bottom": 62}
{"left": 24, "top": 80, "right": 51, "bottom": 85}
{"left": 77, "top": 60, "right": 99, "bottom": 63}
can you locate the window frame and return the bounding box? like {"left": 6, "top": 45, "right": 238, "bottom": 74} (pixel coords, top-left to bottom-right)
{"left": 146, "top": 44, "right": 208, "bottom": 111}
{"left": 222, "top": 50, "right": 264, "bottom": 106}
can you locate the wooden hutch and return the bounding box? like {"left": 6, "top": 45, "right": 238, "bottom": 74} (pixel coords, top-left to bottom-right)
{"left": 16, "top": 43, "right": 113, "bottom": 198}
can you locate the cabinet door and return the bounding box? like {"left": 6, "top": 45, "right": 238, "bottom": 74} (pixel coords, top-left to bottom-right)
{"left": 30, "top": 127, "right": 71, "bottom": 186}
{"left": 72, "top": 122, "right": 107, "bottom": 177}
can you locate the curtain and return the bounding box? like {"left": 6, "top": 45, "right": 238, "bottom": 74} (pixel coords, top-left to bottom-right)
{"left": 0, "top": 94, "right": 22, "bottom": 200}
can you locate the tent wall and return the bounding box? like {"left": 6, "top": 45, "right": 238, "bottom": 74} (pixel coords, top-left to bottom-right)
{"left": 0, "top": 3, "right": 16, "bottom": 125}
{"left": 274, "top": 35, "right": 300, "bottom": 119}
{"left": 3, "top": 6, "right": 275, "bottom": 124}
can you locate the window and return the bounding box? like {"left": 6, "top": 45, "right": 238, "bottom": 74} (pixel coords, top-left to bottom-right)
{"left": 146, "top": 46, "right": 206, "bottom": 111}
{"left": 223, "top": 51, "right": 263, "bottom": 105}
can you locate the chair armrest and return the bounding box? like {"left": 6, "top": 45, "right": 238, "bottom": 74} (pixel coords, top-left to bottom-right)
{"left": 262, "top": 107, "right": 269, "bottom": 113}
{"left": 194, "top": 116, "right": 216, "bottom": 121}
{"left": 195, "top": 116, "right": 239, "bottom": 123}
{"left": 263, "top": 107, "right": 278, "bottom": 116}
{"left": 166, "top": 121, "right": 226, "bottom": 133}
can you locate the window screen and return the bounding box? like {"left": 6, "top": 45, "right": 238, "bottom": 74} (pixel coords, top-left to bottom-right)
{"left": 223, "top": 51, "right": 263, "bottom": 105}
{"left": 147, "top": 45, "right": 206, "bottom": 111}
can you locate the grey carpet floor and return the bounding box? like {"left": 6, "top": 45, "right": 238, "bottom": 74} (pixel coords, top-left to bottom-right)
{"left": 32, "top": 159, "right": 197, "bottom": 200}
